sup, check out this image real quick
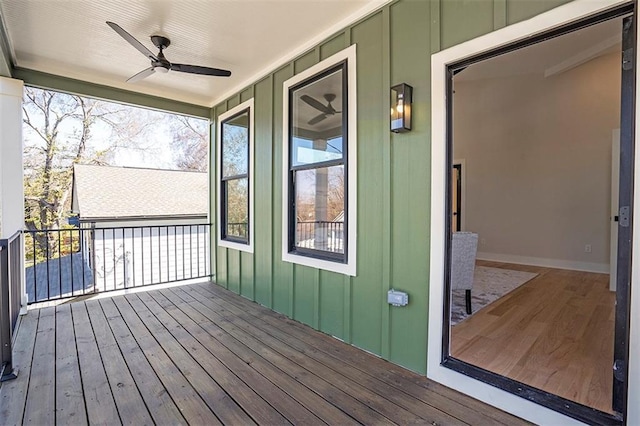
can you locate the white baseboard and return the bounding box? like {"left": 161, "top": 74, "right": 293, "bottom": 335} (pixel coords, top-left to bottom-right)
{"left": 476, "top": 251, "right": 610, "bottom": 274}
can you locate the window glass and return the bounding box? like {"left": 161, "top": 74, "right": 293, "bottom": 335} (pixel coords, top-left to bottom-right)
{"left": 225, "top": 177, "right": 248, "bottom": 239}
{"left": 282, "top": 45, "right": 355, "bottom": 275}
{"left": 288, "top": 63, "right": 347, "bottom": 261}
{"left": 219, "top": 102, "right": 252, "bottom": 248}
{"left": 294, "top": 165, "right": 345, "bottom": 254}
{"left": 292, "top": 136, "right": 343, "bottom": 167}
{"left": 291, "top": 69, "right": 344, "bottom": 167}
{"left": 222, "top": 112, "right": 249, "bottom": 177}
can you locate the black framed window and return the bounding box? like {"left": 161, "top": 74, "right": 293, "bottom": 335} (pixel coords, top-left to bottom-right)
{"left": 220, "top": 108, "right": 250, "bottom": 244}
{"left": 288, "top": 63, "right": 347, "bottom": 262}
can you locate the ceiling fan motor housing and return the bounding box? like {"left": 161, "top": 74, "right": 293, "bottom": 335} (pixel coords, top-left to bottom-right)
{"left": 152, "top": 39, "right": 171, "bottom": 72}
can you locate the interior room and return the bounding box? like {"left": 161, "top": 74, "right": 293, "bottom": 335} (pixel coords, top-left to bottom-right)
{"left": 448, "top": 16, "right": 623, "bottom": 414}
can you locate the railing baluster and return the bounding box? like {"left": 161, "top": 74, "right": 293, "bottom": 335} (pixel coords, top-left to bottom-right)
{"left": 100, "top": 228, "right": 105, "bottom": 293}
{"left": 69, "top": 229, "right": 74, "bottom": 296}
{"left": 80, "top": 228, "right": 86, "bottom": 295}
{"left": 122, "top": 228, "right": 126, "bottom": 289}
{"left": 57, "top": 230, "right": 61, "bottom": 299}
{"left": 182, "top": 226, "right": 185, "bottom": 280}
{"left": 45, "top": 232, "right": 50, "bottom": 302}
{"left": 189, "top": 225, "right": 193, "bottom": 279}
{"left": 32, "top": 233, "right": 36, "bottom": 303}
{"left": 23, "top": 223, "right": 211, "bottom": 304}
{"left": 158, "top": 226, "right": 161, "bottom": 284}
{"left": 132, "top": 228, "right": 136, "bottom": 287}
{"left": 149, "top": 227, "right": 153, "bottom": 285}
{"left": 141, "top": 227, "right": 145, "bottom": 286}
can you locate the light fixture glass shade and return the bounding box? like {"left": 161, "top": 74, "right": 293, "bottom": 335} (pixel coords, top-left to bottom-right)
{"left": 391, "top": 83, "right": 412, "bottom": 133}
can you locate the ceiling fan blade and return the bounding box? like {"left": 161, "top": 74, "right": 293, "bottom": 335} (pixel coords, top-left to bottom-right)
{"left": 170, "top": 63, "right": 231, "bottom": 77}
{"left": 308, "top": 113, "right": 327, "bottom": 125}
{"left": 106, "top": 21, "right": 157, "bottom": 61}
{"left": 127, "top": 67, "right": 155, "bottom": 83}
{"left": 301, "top": 95, "right": 332, "bottom": 114}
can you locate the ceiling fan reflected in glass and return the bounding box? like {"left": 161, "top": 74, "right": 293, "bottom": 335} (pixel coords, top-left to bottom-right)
{"left": 106, "top": 21, "right": 232, "bottom": 83}
{"left": 301, "top": 93, "right": 341, "bottom": 125}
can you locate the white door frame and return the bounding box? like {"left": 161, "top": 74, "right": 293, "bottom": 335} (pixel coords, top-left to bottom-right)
{"left": 428, "top": 1, "right": 639, "bottom": 424}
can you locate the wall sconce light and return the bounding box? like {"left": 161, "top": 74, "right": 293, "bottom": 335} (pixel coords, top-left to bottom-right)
{"left": 391, "top": 83, "right": 412, "bottom": 133}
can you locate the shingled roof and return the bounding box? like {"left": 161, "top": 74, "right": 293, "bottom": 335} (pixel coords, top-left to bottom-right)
{"left": 72, "top": 164, "right": 208, "bottom": 221}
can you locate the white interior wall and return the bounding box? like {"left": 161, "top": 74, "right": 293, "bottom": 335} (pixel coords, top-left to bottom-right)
{"left": 453, "top": 52, "right": 620, "bottom": 273}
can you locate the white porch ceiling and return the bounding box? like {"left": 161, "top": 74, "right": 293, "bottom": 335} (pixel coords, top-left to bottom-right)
{"left": 0, "top": 0, "right": 384, "bottom": 108}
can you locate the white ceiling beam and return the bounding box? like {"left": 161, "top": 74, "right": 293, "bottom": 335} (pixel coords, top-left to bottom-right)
{"left": 544, "top": 34, "right": 620, "bottom": 78}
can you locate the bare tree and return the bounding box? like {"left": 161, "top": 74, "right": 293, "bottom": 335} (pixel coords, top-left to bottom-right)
{"left": 169, "top": 115, "right": 209, "bottom": 171}
{"left": 22, "top": 87, "right": 160, "bottom": 255}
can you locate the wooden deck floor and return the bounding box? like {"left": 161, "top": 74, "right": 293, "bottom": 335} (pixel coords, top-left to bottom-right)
{"left": 0, "top": 282, "right": 528, "bottom": 425}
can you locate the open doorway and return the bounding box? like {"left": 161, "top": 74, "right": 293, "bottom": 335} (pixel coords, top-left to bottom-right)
{"left": 443, "top": 5, "right": 633, "bottom": 424}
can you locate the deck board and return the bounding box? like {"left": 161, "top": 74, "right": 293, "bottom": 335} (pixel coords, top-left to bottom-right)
{"left": 87, "top": 298, "right": 174, "bottom": 425}
{"left": 70, "top": 302, "right": 120, "bottom": 425}
{"left": 183, "top": 284, "right": 458, "bottom": 425}
{"left": 191, "top": 283, "right": 468, "bottom": 424}
{"left": 194, "top": 281, "right": 517, "bottom": 426}
{"left": 0, "top": 309, "right": 39, "bottom": 426}
{"left": 0, "top": 281, "right": 530, "bottom": 425}
{"left": 169, "top": 286, "right": 393, "bottom": 425}
{"left": 118, "top": 294, "right": 256, "bottom": 425}
{"left": 103, "top": 297, "right": 214, "bottom": 425}
{"left": 154, "top": 288, "right": 358, "bottom": 425}
{"left": 23, "top": 307, "right": 56, "bottom": 425}
{"left": 84, "top": 301, "right": 153, "bottom": 424}
{"left": 135, "top": 291, "right": 318, "bottom": 424}
{"left": 196, "top": 281, "right": 523, "bottom": 426}
{"left": 54, "top": 304, "right": 87, "bottom": 425}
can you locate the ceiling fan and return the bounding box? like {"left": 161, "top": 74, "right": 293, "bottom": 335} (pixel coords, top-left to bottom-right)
{"left": 301, "top": 94, "right": 341, "bottom": 125}
{"left": 106, "top": 21, "right": 231, "bottom": 83}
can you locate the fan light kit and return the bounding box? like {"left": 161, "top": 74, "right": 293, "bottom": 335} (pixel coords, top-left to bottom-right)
{"left": 106, "top": 21, "right": 231, "bottom": 83}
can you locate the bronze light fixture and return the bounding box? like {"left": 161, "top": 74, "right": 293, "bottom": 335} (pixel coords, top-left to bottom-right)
{"left": 391, "top": 83, "right": 413, "bottom": 133}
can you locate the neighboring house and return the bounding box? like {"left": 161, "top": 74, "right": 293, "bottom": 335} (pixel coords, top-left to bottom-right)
{"left": 71, "top": 164, "right": 210, "bottom": 291}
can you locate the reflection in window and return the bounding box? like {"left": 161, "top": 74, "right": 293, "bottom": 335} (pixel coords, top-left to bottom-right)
{"left": 288, "top": 63, "right": 347, "bottom": 262}
{"left": 225, "top": 178, "right": 248, "bottom": 239}
{"left": 295, "top": 165, "right": 344, "bottom": 253}
{"left": 221, "top": 109, "right": 250, "bottom": 243}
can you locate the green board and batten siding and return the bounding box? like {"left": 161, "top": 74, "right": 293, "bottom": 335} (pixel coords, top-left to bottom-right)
{"left": 212, "top": 0, "right": 571, "bottom": 374}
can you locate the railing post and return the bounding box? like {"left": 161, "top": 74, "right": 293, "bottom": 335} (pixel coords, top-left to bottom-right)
{"left": 0, "top": 239, "right": 18, "bottom": 382}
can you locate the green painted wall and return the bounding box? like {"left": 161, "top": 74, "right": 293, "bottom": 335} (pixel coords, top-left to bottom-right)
{"left": 212, "top": 0, "right": 571, "bottom": 374}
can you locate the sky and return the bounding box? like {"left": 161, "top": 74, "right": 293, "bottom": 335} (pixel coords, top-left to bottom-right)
{"left": 22, "top": 88, "right": 209, "bottom": 171}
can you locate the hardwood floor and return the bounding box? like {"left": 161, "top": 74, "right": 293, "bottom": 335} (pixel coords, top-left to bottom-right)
{"left": 451, "top": 260, "right": 615, "bottom": 414}
{"left": 0, "top": 281, "right": 529, "bottom": 425}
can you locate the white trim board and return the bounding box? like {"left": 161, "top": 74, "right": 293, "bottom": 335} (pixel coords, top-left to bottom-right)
{"left": 429, "top": 1, "right": 634, "bottom": 424}
{"left": 281, "top": 44, "right": 357, "bottom": 276}
{"left": 216, "top": 98, "right": 255, "bottom": 253}
{"left": 476, "top": 252, "right": 610, "bottom": 274}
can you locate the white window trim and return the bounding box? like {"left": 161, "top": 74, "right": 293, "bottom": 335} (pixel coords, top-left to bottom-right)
{"left": 282, "top": 44, "right": 357, "bottom": 276}
{"left": 216, "top": 98, "right": 255, "bottom": 253}
{"left": 429, "top": 1, "right": 638, "bottom": 425}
